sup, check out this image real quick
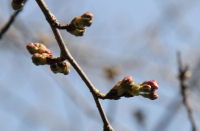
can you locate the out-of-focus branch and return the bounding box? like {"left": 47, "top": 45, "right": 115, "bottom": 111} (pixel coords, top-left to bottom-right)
{"left": 177, "top": 52, "right": 197, "bottom": 131}
{"left": 0, "top": 11, "right": 21, "bottom": 39}
{"left": 0, "top": 0, "right": 27, "bottom": 39}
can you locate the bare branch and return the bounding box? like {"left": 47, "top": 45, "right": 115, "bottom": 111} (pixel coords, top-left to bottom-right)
{"left": 177, "top": 52, "right": 197, "bottom": 131}
{"left": 34, "top": 0, "right": 113, "bottom": 130}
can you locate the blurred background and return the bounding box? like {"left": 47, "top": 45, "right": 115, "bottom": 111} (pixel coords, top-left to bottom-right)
{"left": 0, "top": 0, "right": 200, "bottom": 131}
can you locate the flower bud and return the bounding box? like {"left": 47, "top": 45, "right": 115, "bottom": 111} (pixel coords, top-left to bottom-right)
{"left": 141, "top": 80, "right": 159, "bottom": 91}
{"left": 81, "top": 12, "right": 93, "bottom": 27}
{"left": 72, "top": 12, "right": 93, "bottom": 29}
{"left": 50, "top": 61, "right": 70, "bottom": 75}
{"left": 122, "top": 76, "right": 134, "bottom": 85}
{"left": 81, "top": 12, "right": 94, "bottom": 19}
{"left": 26, "top": 43, "right": 52, "bottom": 55}
{"left": 69, "top": 28, "right": 85, "bottom": 36}
{"left": 139, "top": 85, "right": 152, "bottom": 92}
{"left": 105, "top": 76, "right": 139, "bottom": 99}
{"left": 32, "top": 53, "right": 52, "bottom": 65}
{"left": 140, "top": 92, "right": 158, "bottom": 100}
{"left": 66, "top": 12, "right": 93, "bottom": 36}
{"left": 11, "top": 0, "right": 24, "bottom": 10}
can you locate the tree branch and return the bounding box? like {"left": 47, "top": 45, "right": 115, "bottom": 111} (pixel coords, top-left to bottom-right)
{"left": 34, "top": 0, "right": 113, "bottom": 130}
{"left": 177, "top": 52, "right": 197, "bottom": 131}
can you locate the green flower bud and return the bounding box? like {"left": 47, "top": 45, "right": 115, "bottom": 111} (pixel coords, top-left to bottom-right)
{"left": 66, "top": 12, "right": 93, "bottom": 36}
{"left": 105, "top": 76, "right": 140, "bottom": 99}
{"left": 11, "top": 0, "right": 24, "bottom": 10}
{"left": 50, "top": 61, "right": 70, "bottom": 75}
{"left": 32, "top": 53, "right": 51, "bottom": 65}
{"left": 80, "top": 12, "right": 93, "bottom": 27}
{"left": 71, "top": 12, "right": 93, "bottom": 29}
{"left": 69, "top": 28, "right": 85, "bottom": 36}
{"left": 140, "top": 92, "right": 158, "bottom": 100}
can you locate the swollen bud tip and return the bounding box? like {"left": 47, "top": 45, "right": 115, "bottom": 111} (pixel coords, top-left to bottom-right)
{"left": 32, "top": 53, "right": 52, "bottom": 65}
{"left": 26, "top": 43, "right": 52, "bottom": 55}
{"left": 66, "top": 12, "right": 94, "bottom": 36}
{"left": 50, "top": 61, "right": 70, "bottom": 75}
{"left": 12, "top": 0, "right": 24, "bottom": 10}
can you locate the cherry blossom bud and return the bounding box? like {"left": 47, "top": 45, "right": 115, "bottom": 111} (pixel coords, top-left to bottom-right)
{"left": 72, "top": 12, "right": 93, "bottom": 29}
{"left": 105, "top": 76, "right": 138, "bottom": 99}
{"left": 81, "top": 12, "right": 94, "bottom": 20}
{"left": 140, "top": 92, "right": 159, "bottom": 100}
{"left": 105, "top": 77, "right": 159, "bottom": 100}
{"left": 32, "top": 53, "right": 52, "bottom": 65}
{"left": 141, "top": 80, "right": 159, "bottom": 91}
{"left": 80, "top": 12, "right": 93, "bottom": 27}
{"left": 66, "top": 12, "right": 93, "bottom": 36}
{"left": 139, "top": 85, "right": 152, "bottom": 92}
{"left": 12, "top": 0, "right": 24, "bottom": 10}
{"left": 26, "top": 43, "right": 52, "bottom": 55}
{"left": 69, "top": 28, "right": 85, "bottom": 36}
{"left": 50, "top": 61, "right": 70, "bottom": 75}
{"left": 122, "top": 76, "right": 134, "bottom": 85}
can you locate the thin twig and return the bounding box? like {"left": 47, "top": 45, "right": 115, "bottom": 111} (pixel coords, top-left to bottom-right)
{"left": 34, "top": 0, "right": 113, "bottom": 130}
{"left": 177, "top": 52, "right": 197, "bottom": 131}
{"left": 0, "top": 0, "right": 27, "bottom": 39}
{"left": 0, "top": 10, "right": 21, "bottom": 39}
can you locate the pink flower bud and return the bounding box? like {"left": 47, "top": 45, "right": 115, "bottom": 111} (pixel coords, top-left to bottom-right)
{"left": 142, "top": 80, "right": 159, "bottom": 90}
{"left": 122, "top": 76, "right": 134, "bottom": 84}
{"left": 26, "top": 43, "right": 52, "bottom": 55}
{"left": 149, "top": 92, "right": 159, "bottom": 100}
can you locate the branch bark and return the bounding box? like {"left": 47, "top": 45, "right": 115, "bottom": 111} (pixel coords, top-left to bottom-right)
{"left": 34, "top": 0, "right": 113, "bottom": 130}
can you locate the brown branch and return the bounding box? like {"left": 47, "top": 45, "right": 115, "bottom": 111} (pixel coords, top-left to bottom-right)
{"left": 34, "top": 0, "right": 113, "bottom": 130}
{"left": 177, "top": 52, "right": 197, "bottom": 131}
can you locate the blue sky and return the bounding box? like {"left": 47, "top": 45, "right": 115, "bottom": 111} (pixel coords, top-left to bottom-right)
{"left": 0, "top": 0, "right": 200, "bottom": 131}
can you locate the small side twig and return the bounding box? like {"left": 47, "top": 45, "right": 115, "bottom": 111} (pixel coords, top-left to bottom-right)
{"left": 177, "top": 52, "right": 197, "bottom": 131}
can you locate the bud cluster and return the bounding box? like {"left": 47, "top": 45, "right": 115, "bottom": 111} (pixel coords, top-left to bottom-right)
{"left": 26, "top": 43, "right": 70, "bottom": 75}
{"left": 105, "top": 76, "right": 159, "bottom": 100}
{"left": 66, "top": 12, "right": 94, "bottom": 36}
{"left": 11, "top": 0, "right": 25, "bottom": 10}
